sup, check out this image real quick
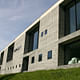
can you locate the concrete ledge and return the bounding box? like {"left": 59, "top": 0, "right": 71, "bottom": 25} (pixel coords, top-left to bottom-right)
{"left": 58, "top": 30, "right": 80, "bottom": 45}
{"left": 58, "top": 64, "right": 80, "bottom": 69}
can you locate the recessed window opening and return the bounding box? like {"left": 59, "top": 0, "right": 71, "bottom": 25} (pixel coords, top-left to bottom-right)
{"left": 19, "top": 64, "right": 21, "bottom": 67}
{"left": 64, "top": 40, "right": 80, "bottom": 65}
{"left": 13, "top": 66, "right": 14, "bottom": 69}
{"left": 45, "top": 29, "right": 47, "bottom": 35}
{"left": 7, "top": 43, "right": 14, "bottom": 62}
{"left": 24, "top": 22, "right": 39, "bottom": 53}
{"left": 16, "top": 65, "right": 17, "bottom": 68}
{"left": 31, "top": 56, "right": 35, "bottom": 64}
{"left": 48, "top": 50, "right": 52, "bottom": 59}
{"left": 65, "top": 0, "right": 80, "bottom": 35}
{"left": 41, "top": 32, "right": 43, "bottom": 37}
{"left": 0, "top": 67, "right": 1, "bottom": 70}
{"left": 0, "top": 51, "right": 4, "bottom": 65}
{"left": 38, "top": 54, "right": 42, "bottom": 62}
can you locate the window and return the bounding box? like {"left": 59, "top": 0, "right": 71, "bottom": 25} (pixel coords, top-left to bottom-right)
{"left": 33, "top": 31, "right": 38, "bottom": 50}
{"left": 13, "top": 66, "right": 14, "bottom": 69}
{"left": 41, "top": 32, "right": 43, "bottom": 37}
{"left": 31, "top": 56, "right": 35, "bottom": 64}
{"left": 69, "top": 5, "right": 76, "bottom": 33}
{"left": 48, "top": 50, "right": 52, "bottom": 59}
{"left": 65, "top": 0, "right": 80, "bottom": 35}
{"left": 16, "top": 65, "right": 17, "bottom": 68}
{"left": 24, "top": 22, "right": 39, "bottom": 53}
{"left": 0, "top": 67, "right": 1, "bottom": 70}
{"left": 19, "top": 64, "right": 21, "bottom": 67}
{"left": 0, "top": 51, "right": 4, "bottom": 65}
{"left": 38, "top": 54, "right": 42, "bottom": 62}
{"left": 45, "top": 29, "right": 47, "bottom": 35}
{"left": 7, "top": 43, "right": 14, "bottom": 62}
{"left": 77, "top": 1, "right": 80, "bottom": 30}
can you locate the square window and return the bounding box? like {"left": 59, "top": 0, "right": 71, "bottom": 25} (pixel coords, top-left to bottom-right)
{"left": 31, "top": 56, "right": 35, "bottom": 64}
{"left": 45, "top": 29, "right": 47, "bottom": 35}
{"left": 41, "top": 32, "right": 43, "bottom": 37}
{"left": 48, "top": 50, "right": 52, "bottom": 59}
{"left": 38, "top": 54, "right": 42, "bottom": 62}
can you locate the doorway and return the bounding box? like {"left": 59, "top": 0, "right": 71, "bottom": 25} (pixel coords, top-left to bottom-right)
{"left": 22, "top": 56, "right": 29, "bottom": 72}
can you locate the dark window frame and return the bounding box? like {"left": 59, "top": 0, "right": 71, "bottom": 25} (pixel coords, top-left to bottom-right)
{"left": 24, "top": 22, "right": 40, "bottom": 54}
{"left": 8, "top": 67, "right": 9, "bottom": 70}
{"left": 64, "top": 0, "right": 80, "bottom": 35}
{"left": 63, "top": 39, "right": 80, "bottom": 65}
{"left": 0, "top": 51, "right": 4, "bottom": 65}
{"left": 0, "top": 67, "right": 1, "bottom": 70}
{"left": 19, "top": 64, "right": 21, "bottom": 67}
{"left": 47, "top": 50, "right": 52, "bottom": 59}
{"left": 31, "top": 56, "right": 35, "bottom": 64}
{"left": 16, "top": 65, "right": 17, "bottom": 68}
{"left": 13, "top": 66, "right": 14, "bottom": 69}
{"left": 41, "top": 32, "right": 43, "bottom": 37}
{"left": 38, "top": 54, "right": 42, "bottom": 62}
{"left": 45, "top": 29, "right": 47, "bottom": 35}
{"left": 6, "top": 43, "right": 14, "bottom": 62}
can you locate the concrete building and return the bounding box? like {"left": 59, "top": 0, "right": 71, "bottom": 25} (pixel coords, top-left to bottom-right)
{"left": 0, "top": 0, "right": 80, "bottom": 74}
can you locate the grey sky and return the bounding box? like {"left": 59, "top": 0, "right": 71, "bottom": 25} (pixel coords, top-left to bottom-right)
{"left": 0, "top": 0, "right": 57, "bottom": 51}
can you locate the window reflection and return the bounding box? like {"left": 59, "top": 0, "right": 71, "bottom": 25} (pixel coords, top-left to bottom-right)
{"left": 65, "top": 0, "right": 80, "bottom": 35}
{"left": 69, "top": 6, "right": 76, "bottom": 33}
{"left": 77, "top": 1, "right": 80, "bottom": 30}
{"left": 33, "top": 31, "right": 38, "bottom": 50}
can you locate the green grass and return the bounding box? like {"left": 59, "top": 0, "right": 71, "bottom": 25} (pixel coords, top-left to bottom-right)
{"left": 0, "top": 68, "right": 80, "bottom": 80}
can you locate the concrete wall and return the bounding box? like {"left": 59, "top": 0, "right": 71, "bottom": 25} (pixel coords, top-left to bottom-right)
{"left": 0, "top": 0, "right": 64, "bottom": 74}
{"left": 23, "top": 6, "right": 59, "bottom": 72}
{"left": 11, "top": 33, "right": 25, "bottom": 74}
{"left": 0, "top": 49, "right": 8, "bottom": 74}
{"left": 1, "top": 0, "right": 80, "bottom": 74}
{"left": 0, "top": 33, "right": 25, "bottom": 74}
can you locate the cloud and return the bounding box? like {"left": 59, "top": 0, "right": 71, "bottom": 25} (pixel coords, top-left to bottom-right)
{"left": 0, "top": 0, "right": 24, "bottom": 9}
{"left": 0, "top": 0, "right": 25, "bottom": 19}
{"left": 9, "top": 15, "right": 23, "bottom": 21}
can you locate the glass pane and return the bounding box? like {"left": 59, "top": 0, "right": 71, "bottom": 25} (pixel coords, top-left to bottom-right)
{"left": 45, "top": 29, "right": 47, "bottom": 35}
{"left": 48, "top": 50, "right": 52, "bottom": 59}
{"left": 69, "top": 5, "right": 76, "bottom": 33}
{"left": 31, "top": 57, "right": 34, "bottom": 63}
{"left": 38, "top": 54, "right": 42, "bottom": 62}
{"left": 41, "top": 32, "right": 43, "bottom": 37}
{"left": 33, "top": 31, "right": 38, "bottom": 50}
{"left": 77, "top": 1, "right": 80, "bottom": 30}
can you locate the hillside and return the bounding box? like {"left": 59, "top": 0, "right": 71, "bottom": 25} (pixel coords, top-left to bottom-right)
{"left": 0, "top": 68, "right": 80, "bottom": 80}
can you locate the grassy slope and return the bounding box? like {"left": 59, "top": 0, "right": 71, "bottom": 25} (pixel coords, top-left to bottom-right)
{"left": 0, "top": 68, "right": 80, "bottom": 80}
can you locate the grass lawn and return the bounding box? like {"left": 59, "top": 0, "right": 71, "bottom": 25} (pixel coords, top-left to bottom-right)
{"left": 0, "top": 68, "right": 80, "bottom": 80}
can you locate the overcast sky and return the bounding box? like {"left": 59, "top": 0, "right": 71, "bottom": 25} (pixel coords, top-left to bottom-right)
{"left": 0, "top": 0, "right": 57, "bottom": 51}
